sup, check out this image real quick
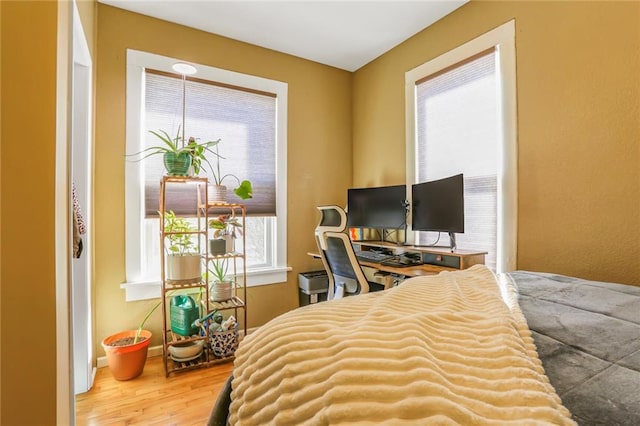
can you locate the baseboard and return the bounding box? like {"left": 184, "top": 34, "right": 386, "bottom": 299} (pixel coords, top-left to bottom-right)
{"left": 96, "top": 326, "right": 257, "bottom": 369}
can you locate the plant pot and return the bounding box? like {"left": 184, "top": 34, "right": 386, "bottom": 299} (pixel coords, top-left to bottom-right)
{"left": 225, "top": 235, "right": 234, "bottom": 253}
{"left": 163, "top": 152, "right": 191, "bottom": 176}
{"left": 208, "top": 184, "right": 227, "bottom": 203}
{"left": 209, "top": 323, "right": 239, "bottom": 358}
{"left": 166, "top": 254, "right": 202, "bottom": 283}
{"left": 209, "top": 238, "right": 227, "bottom": 256}
{"left": 101, "top": 330, "right": 152, "bottom": 381}
{"left": 211, "top": 280, "right": 233, "bottom": 302}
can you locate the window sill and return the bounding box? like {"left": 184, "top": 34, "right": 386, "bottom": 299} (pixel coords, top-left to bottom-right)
{"left": 121, "top": 266, "right": 292, "bottom": 302}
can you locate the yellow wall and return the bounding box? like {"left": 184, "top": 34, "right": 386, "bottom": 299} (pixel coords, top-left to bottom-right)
{"left": 95, "top": 4, "right": 352, "bottom": 351}
{"left": 1, "top": 1, "right": 59, "bottom": 424}
{"left": 353, "top": 1, "right": 640, "bottom": 285}
{"left": 2, "top": 2, "right": 637, "bottom": 422}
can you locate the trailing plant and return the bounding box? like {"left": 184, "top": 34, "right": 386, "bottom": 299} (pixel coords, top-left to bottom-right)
{"left": 208, "top": 143, "right": 253, "bottom": 200}
{"left": 184, "top": 135, "right": 220, "bottom": 175}
{"left": 129, "top": 127, "right": 253, "bottom": 198}
{"left": 163, "top": 210, "right": 198, "bottom": 255}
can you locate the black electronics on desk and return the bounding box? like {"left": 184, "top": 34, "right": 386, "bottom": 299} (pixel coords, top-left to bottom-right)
{"left": 344, "top": 174, "right": 464, "bottom": 250}
{"left": 347, "top": 184, "right": 407, "bottom": 231}
{"left": 411, "top": 174, "right": 464, "bottom": 251}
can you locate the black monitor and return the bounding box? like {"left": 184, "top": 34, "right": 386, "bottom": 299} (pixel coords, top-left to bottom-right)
{"left": 347, "top": 185, "right": 407, "bottom": 239}
{"left": 411, "top": 174, "right": 464, "bottom": 250}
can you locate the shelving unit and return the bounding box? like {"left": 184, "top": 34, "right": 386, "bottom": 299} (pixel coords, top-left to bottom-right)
{"left": 158, "top": 176, "right": 247, "bottom": 377}
{"left": 199, "top": 191, "right": 248, "bottom": 343}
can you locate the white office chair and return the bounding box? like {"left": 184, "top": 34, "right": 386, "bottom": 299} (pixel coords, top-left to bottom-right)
{"left": 314, "top": 205, "right": 372, "bottom": 299}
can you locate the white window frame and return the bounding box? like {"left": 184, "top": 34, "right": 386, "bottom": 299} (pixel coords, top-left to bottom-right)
{"left": 122, "top": 49, "right": 289, "bottom": 300}
{"left": 405, "top": 20, "right": 517, "bottom": 273}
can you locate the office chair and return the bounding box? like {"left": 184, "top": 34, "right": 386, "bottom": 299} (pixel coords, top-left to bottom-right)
{"left": 315, "top": 205, "right": 378, "bottom": 299}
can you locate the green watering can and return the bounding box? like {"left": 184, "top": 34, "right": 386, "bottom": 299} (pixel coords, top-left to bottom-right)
{"left": 170, "top": 295, "right": 200, "bottom": 336}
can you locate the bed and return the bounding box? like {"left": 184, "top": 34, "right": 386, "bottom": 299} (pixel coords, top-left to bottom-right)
{"left": 208, "top": 265, "right": 640, "bottom": 425}
{"left": 506, "top": 270, "right": 640, "bottom": 425}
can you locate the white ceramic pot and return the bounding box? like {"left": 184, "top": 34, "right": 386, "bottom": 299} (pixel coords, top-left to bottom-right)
{"left": 166, "top": 254, "right": 202, "bottom": 283}
{"left": 207, "top": 185, "right": 227, "bottom": 203}
{"left": 168, "top": 339, "right": 205, "bottom": 360}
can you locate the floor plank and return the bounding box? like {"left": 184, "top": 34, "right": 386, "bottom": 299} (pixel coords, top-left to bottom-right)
{"left": 76, "top": 356, "right": 233, "bottom": 425}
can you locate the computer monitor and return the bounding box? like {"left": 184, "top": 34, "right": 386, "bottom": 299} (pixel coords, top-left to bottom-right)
{"left": 411, "top": 174, "right": 464, "bottom": 250}
{"left": 347, "top": 184, "right": 407, "bottom": 240}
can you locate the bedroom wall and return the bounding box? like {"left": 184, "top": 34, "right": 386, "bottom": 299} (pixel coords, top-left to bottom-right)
{"left": 1, "top": 2, "right": 60, "bottom": 424}
{"left": 353, "top": 1, "right": 640, "bottom": 285}
{"left": 95, "top": 4, "right": 352, "bottom": 351}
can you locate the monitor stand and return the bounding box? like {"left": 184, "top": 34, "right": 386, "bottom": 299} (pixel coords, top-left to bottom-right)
{"left": 400, "top": 223, "right": 409, "bottom": 245}
{"left": 448, "top": 232, "right": 457, "bottom": 252}
{"left": 381, "top": 225, "right": 409, "bottom": 246}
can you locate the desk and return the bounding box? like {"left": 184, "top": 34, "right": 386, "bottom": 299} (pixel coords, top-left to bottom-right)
{"left": 309, "top": 241, "right": 487, "bottom": 290}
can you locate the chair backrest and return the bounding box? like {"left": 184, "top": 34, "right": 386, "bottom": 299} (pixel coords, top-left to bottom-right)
{"left": 315, "top": 206, "right": 370, "bottom": 299}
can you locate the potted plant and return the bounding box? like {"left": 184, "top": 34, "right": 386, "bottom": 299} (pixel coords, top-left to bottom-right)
{"left": 208, "top": 213, "right": 242, "bottom": 255}
{"left": 100, "top": 298, "right": 160, "bottom": 380}
{"left": 206, "top": 142, "right": 253, "bottom": 203}
{"left": 209, "top": 258, "right": 233, "bottom": 302}
{"left": 130, "top": 127, "right": 220, "bottom": 176}
{"left": 101, "top": 289, "right": 206, "bottom": 380}
{"left": 163, "top": 210, "right": 202, "bottom": 283}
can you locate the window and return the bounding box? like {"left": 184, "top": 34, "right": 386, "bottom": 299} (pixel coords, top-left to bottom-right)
{"left": 124, "top": 50, "right": 288, "bottom": 300}
{"left": 406, "top": 21, "right": 517, "bottom": 273}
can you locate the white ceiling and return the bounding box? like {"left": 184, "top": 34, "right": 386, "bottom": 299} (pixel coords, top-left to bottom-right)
{"left": 98, "top": 1, "right": 468, "bottom": 71}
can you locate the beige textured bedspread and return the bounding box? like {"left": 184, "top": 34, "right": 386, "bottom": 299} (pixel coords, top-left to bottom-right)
{"left": 229, "top": 265, "right": 574, "bottom": 425}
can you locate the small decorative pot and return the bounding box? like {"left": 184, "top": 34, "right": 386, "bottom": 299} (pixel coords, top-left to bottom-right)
{"left": 211, "top": 280, "right": 233, "bottom": 302}
{"left": 224, "top": 235, "right": 234, "bottom": 253}
{"left": 209, "top": 323, "right": 239, "bottom": 358}
{"left": 163, "top": 152, "right": 191, "bottom": 176}
{"left": 209, "top": 238, "right": 227, "bottom": 255}
{"left": 208, "top": 184, "right": 228, "bottom": 203}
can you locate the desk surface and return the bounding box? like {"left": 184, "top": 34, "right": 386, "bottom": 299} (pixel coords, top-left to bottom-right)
{"left": 307, "top": 252, "right": 458, "bottom": 277}
{"left": 352, "top": 240, "right": 487, "bottom": 257}
{"left": 359, "top": 260, "right": 456, "bottom": 276}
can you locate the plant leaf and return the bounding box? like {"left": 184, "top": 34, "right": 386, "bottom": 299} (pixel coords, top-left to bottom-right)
{"left": 234, "top": 180, "right": 253, "bottom": 199}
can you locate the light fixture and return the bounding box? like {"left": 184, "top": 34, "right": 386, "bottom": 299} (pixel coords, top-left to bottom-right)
{"left": 172, "top": 62, "right": 197, "bottom": 148}
{"left": 172, "top": 62, "right": 197, "bottom": 75}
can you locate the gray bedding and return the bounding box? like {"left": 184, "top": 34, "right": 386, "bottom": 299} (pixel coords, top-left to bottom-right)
{"left": 209, "top": 270, "right": 640, "bottom": 425}
{"left": 507, "top": 271, "right": 640, "bottom": 426}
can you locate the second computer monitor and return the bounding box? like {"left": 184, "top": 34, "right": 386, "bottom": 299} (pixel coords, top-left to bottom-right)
{"left": 411, "top": 174, "right": 465, "bottom": 235}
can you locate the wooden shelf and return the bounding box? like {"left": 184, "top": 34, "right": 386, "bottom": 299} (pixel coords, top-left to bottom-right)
{"left": 209, "top": 296, "right": 246, "bottom": 311}
{"left": 159, "top": 176, "right": 248, "bottom": 376}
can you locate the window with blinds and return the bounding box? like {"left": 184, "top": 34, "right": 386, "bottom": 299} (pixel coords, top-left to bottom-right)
{"left": 414, "top": 50, "right": 498, "bottom": 268}
{"left": 124, "top": 49, "right": 289, "bottom": 292}
{"left": 143, "top": 71, "right": 277, "bottom": 217}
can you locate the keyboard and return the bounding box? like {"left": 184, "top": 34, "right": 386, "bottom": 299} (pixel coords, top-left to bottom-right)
{"left": 380, "top": 259, "right": 418, "bottom": 268}
{"left": 355, "top": 251, "right": 395, "bottom": 263}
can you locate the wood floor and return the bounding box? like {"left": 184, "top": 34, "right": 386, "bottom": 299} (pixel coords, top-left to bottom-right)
{"left": 75, "top": 356, "right": 233, "bottom": 426}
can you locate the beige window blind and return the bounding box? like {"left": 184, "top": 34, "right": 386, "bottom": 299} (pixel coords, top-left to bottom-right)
{"left": 415, "top": 50, "right": 498, "bottom": 268}
{"left": 143, "top": 71, "right": 277, "bottom": 217}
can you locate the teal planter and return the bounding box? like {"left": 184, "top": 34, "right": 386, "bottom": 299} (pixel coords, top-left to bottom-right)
{"left": 163, "top": 152, "right": 191, "bottom": 176}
